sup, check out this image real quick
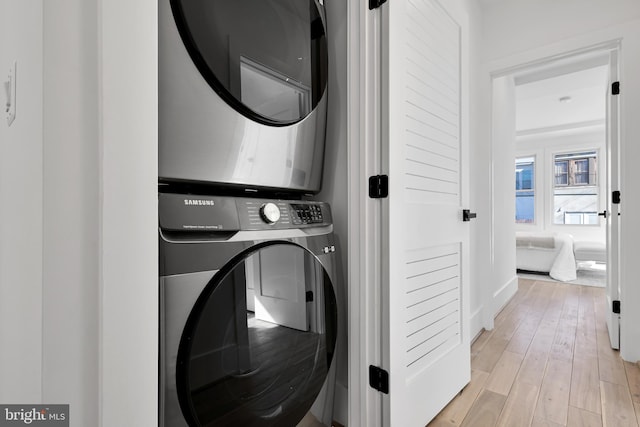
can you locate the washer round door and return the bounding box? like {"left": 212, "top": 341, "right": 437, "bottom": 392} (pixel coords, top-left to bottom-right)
{"left": 176, "top": 242, "right": 338, "bottom": 426}
{"left": 170, "top": 0, "right": 328, "bottom": 125}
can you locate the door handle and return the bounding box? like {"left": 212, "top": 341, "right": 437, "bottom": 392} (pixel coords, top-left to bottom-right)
{"left": 463, "top": 209, "right": 477, "bottom": 222}
{"left": 598, "top": 210, "right": 608, "bottom": 218}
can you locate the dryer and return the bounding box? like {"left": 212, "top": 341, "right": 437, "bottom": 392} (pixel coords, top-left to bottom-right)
{"left": 159, "top": 0, "right": 329, "bottom": 194}
{"left": 159, "top": 193, "right": 339, "bottom": 426}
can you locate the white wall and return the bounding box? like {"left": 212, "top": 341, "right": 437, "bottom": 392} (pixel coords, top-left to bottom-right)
{"left": 479, "top": 0, "right": 640, "bottom": 361}
{"left": 99, "top": 0, "right": 158, "bottom": 425}
{"left": 482, "top": 0, "right": 640, "bottom": 62}
{"left": 470, "top": 54, "right": 520, "bottom": 337}
{"left": 316, "top": 1, "right": 348, "bottom": 424}
{"left": 1, "top": 0, "right": 157, "bottom": 425}
{"left": 42, "top": 1, "right": 100, "bottom": 425}
{"left": 490, "top": 75, "right": 519, "bottom": 320}
{"left": 0, "top": 0, "right": 43, "bottom": 404}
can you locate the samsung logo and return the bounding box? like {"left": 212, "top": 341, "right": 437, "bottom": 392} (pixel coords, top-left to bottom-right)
{"left": 184, "top": 199, "right": 215, "bottom": 206}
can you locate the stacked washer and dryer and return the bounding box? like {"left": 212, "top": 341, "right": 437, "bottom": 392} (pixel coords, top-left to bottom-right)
{"left": 158, "top": 1, "right": 339, "bottom": 426}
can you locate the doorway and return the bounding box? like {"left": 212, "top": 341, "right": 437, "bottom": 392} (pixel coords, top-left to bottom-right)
{"left": 491, "top": 43, "right": 622, "bottom": 350}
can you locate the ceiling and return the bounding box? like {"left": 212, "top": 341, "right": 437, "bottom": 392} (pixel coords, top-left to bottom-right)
{"left": 515, "top": 64, "right": 608, "bottom": 134}
{"left": 476, "top": 1, "right": 612, "bottom": 136}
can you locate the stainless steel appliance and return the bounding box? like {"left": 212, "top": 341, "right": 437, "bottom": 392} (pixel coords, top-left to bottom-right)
{"left": 159, "top": 193, "right": 339, "bottom": 426}
{"left": 159, "top": 0, "right": 329, "bottom": 193}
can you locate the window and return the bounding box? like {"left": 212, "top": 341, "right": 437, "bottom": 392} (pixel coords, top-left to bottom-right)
{"left": 553, "top": 151, "right": 598, "bottom": 225}
{"left": 515, "top": 157, "right": 535, "bottom": 224}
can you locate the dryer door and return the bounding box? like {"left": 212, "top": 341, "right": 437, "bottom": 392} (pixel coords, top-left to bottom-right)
{"left": 175, "top": 241, "right": 337, "bottom": 426}
{"left": 170, "top": 0, "right": 328, "bottom": 125}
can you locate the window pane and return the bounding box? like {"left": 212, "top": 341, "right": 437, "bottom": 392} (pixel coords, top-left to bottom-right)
{"left": 516, "top": 162, "right": 534, "bottom": 190}
{"left": 564, "top": 212, "right": 583, "bottom": 224}
{"left": 574, "top": 159, "right": 589, "bottom": 185}
{"left": 555, "top": 161, "right": 568, "bottom": 186}
{"left": 553, "top": 151, "right": 598, "bottom": 225}
{"left": 515, "top": 157, "right": 535, "bottom": 224}
{"left": 586, "top": 213, "right": 599, "bottom": 225}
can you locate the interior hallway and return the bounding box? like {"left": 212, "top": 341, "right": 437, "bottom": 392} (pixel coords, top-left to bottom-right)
{"left": 428, "top": 278, "right": 640, "bottom": 427}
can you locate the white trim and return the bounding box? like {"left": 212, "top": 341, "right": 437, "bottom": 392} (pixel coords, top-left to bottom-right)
{"left": 489, "top": 39, "right": 622, "bottom": 79}
{"left": 605, "top": 48, "right": 621, "bottom": 350}
{"left": 470, "top": 307, "right": 484, "bottom": 341}
{"left": 98, "top": 0, "right": 158, "bottom": 425}
{"left": 516, "top": 119, "right": 606, "bottom": 138}
{"left": 494, "top": 275, "right": 519, "bottom": 311}
{"left": 347, "top": 1, "right": 382, "bottom": 426}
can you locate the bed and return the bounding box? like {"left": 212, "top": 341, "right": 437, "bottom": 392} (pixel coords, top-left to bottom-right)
{"left": 516, "top": 231, "right": 577, "bottom": 281}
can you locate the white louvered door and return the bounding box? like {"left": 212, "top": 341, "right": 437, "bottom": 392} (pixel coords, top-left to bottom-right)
{"left": 380, "top": 0, "right": 470, "bottom": 425}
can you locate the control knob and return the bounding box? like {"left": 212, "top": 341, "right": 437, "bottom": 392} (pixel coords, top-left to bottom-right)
{"left": 259, "top": 202, "right": 281, "bottom": 224}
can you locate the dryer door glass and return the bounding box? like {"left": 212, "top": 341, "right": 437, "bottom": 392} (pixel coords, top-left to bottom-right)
{"left": 176, "top": 242, "right": 337, "bottom": 426}
{"left": 171, "top": 0, "right": 328, "bottom": 125}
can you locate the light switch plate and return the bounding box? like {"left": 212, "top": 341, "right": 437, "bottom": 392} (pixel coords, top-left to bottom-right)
{"left": 6, "top": 61, "right": 16, "bottom": 126}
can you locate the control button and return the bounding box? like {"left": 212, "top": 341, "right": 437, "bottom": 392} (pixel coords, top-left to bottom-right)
{"left": 289, "top": 203, "right": 324, "bottom": 225}
{"left": 259, "top": 202, "right": 281, "bottom": 224}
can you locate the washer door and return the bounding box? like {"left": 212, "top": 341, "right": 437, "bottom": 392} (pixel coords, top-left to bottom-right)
{"left": 176, "top": 242, "right": 337, "bottom": 426}
{"left": 170, "top": 0, "right": 328, "bottom": 125}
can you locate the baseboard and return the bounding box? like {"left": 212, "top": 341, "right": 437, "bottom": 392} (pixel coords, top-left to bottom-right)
{"left": 468, "top": 275, "right": 518, "bottom": 338}
{"left": 470, "top": 306, "right": 484, "bottom": 341}
{"left": 493, "top": 274, "right": 519, "bottom": 316}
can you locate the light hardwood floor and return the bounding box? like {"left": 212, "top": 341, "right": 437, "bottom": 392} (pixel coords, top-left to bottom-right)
{"left": 428, "top": 278, "right": 640, "bottom": 427}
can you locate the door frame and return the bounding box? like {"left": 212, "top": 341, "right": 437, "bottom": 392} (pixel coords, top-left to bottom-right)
{"left": 605, "top": 47, "right": 622, "bottom": 349}
{"left": 347, "top": 1, "right": 383, "bottom": 426}
{"left": 488, "top": 39, "right": 622, "bottom": 346}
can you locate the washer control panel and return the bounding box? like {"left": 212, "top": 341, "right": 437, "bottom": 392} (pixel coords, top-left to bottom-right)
{"left": 241, "top": 199, "right": 330, "bottom": 229}
{"left": 159, "top": 193, "right": 332, "bottom": 232}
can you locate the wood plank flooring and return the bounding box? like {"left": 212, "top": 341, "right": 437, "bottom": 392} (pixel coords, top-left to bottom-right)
{"left": 428, "top": 278, "right": 640, "bottom": 427}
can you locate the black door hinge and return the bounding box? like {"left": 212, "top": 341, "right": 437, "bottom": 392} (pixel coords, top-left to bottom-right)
{"left": 612, "top": 81, "right": 620, "bottom": 95}
{"left": 369, "top": 0, "right": 388, "bottom": 10}
{"left": 613, "top": 190, "right": 621, "bottom": 204}
{"left": 369, "top": 175, "right": 389, "bottom": 199}
{"left": 305, "top": 291, "right": 314, "bottom": 302}
{"left": 613, "top": 300, "right": 621, "bottom": 314}
{"left": 369, "top": 365, "right": 389, "bottom": 394}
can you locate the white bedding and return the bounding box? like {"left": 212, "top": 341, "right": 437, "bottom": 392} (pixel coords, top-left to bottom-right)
{"left": 516, "top": 231, "right": 577, "bottom": 282}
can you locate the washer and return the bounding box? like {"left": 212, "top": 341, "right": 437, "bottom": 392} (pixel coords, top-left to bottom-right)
{"left": 159, "top": 0, "right": 329, "bottom": 193}
{"left": 159, "top": 193, "right": 339, "bottom": 426}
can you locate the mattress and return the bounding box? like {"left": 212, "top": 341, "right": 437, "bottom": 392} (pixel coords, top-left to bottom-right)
{"left": 516, "top": 231, "right": 577, "bottom": 282}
